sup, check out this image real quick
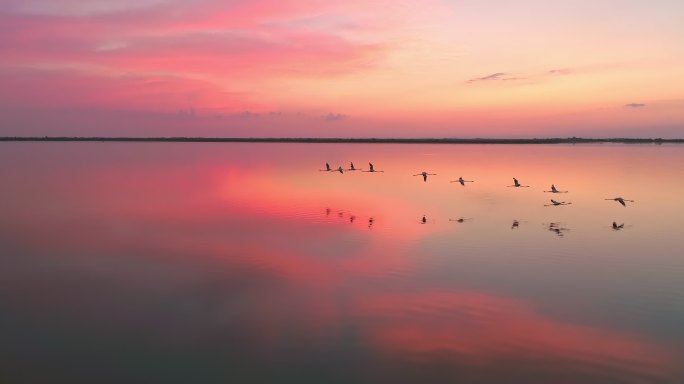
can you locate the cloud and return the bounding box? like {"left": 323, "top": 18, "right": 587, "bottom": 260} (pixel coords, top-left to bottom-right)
{"left": 625, "top": 103, "right": 646, "bottom": 108}
{"left": 466, "top": 72, "right": 526, "bottom": 84}
{"left": 548, "top": 68, "right": 571, "bottom": 75}
{"left": 467, "top": 72, "right": 507, "bottom": 83}
{"left": 324, "top": 112, "right": 348, "bottom": 122}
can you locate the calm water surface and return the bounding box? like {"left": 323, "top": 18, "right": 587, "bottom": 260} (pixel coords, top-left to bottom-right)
{"left": 2, "top": 142, "right": 684, "bottom": 383}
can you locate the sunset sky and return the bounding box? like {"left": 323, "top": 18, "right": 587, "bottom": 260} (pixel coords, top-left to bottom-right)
{"left": 1, "top": 0, "right": 683, "bottom": 137}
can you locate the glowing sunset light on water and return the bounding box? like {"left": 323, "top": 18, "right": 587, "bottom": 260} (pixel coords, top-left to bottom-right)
{"left": 1, "top": 0, "right": 683, "bottom": 137}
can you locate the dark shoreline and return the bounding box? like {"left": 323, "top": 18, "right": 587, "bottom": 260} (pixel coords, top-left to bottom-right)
{"left": 1, "top": 137, "right": 683, "bottom": 144}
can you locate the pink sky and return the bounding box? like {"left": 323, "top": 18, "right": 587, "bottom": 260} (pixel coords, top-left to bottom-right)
{"left": 1, "top": 0, "right": 683, "bottom": 137}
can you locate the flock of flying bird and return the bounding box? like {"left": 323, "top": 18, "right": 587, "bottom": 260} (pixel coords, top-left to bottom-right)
{"left": 321, "top": 162, "right": 636, "bottom": 208}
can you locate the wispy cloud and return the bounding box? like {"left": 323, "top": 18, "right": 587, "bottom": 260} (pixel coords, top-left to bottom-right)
{"left": 324, "top": 112, "right": 348, "bottom": 122}
{"left": 467, "top": 72, "right": 507, "bottom": 83}
{"left": 466, "top": 72, "right": 527, "bottom": 84}
{"left": 625, "top": 103, "right": 646, "bottom": 108}
{"left": 548, "top": 68, "right": 572, "bottom": 75}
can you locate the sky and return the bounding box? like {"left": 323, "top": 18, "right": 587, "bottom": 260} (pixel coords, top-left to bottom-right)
{"left": 1, "top": 0, "right": 683, "bottom": 138}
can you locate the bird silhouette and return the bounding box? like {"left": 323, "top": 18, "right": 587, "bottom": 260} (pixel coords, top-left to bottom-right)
{"left": 507, "top": 177, "right": 530, "bottom": 187}
{"left": 612, "top": 222, "right": 625, "bottom": 230}
{"left": 449, "top": 217, "right": 471, "bottom": 223}
{"left": 511, "top": 220, "right": 520, "bottom": 229}
{"left": 363, "top": 162, "right": 384, "bottom": 173}
{"left": 413, "top": 171, "right": 437, "bottom": 182}
{"left": 605, "top": 197, "right": 635, "bottom": 207}
{"left": 336, "top": 166, "right": 344, "bottom": 174}
{"left": 320, "top": 162, "right": 332, "bottom": 172}
{"left": 450, "top": 177, "right": 474, "bottom": 186}
{"left": 347, "top": 162, "right": 358, "bottom": 171}
{"left": 544, "top": 184, "right": 568, "bottom": 193}
{"left": 544, "top": 199, "right": 572, "bottom": 206}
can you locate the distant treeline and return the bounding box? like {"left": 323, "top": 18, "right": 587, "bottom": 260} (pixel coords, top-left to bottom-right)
{"left": 1, "top": 137, "right": 683, "bottom": 144}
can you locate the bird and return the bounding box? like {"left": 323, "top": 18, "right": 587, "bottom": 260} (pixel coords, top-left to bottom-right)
{"left": 450, "top": 177, "right": 474, "bottom": 186}
{"left": 507, "top": 177, "right": 530, "bottom": 187}
{"left": 320, "top": 162, "right": 332, "bottom": 172}
{"left": 336, "top": 166, "right": 344, "bottom": 174}
{"left": 544, "top": 184, "right": 568, "bottom": 193}
{"left": 449, "top": 217, "right": 471, "bottom": 223}
{"left": 544, "top": 199, "right": 572, "bottom": 206}
{"left": 368, "top": 217, "right": 374, "bottom": 229}
{"left": 363, "top": 162, "right": 384, "bottom": 173}
{"left": 605, "top": 197, "right": 635, "bottom": 207}
{"left": 511, "top": 220, "right": 520, "bottom": 229}
{"left": 421, "top": 215, "right": 427, "bottom": 224}
{"left": 347, "top": 162, "right": 358, "bottom": 171}
{"left": 413, "top": 171, "right": 437, "bottom": 182}
{"left": 612, "top": 222, "right": 625, "bottom": 230}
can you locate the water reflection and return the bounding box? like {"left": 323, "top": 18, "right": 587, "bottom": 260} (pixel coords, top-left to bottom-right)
{"left": 1, "top": 142, "right": 683, "bottom": 383}
{"left": 613, "top": 221, "right": 625, "bottom": 230}
{"left": 547, "top": 222, "right": 571, "bottom": 237}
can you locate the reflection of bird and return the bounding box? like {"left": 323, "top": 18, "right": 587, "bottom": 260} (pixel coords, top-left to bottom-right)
{"left": 605, "top": 197, "right": 635, "bottom": 207}
{"left": 320, "top": 162, "right": 332, "bottom": 172}
{"left": 544, "top": 184, "right": 568, "bottom": 193}
{"left": 368, "top": 217, "right": 374, "bottom": 229}
{"left": 548, "top": 222, "right": 569, "bottom": 237}
{"left": 511, "top": 220, "right": 520, "bottom": 229}
{"left": 363, "top": 162, "right": 384, "bottom": 173}
{"left": 450, "top": 177, "right": 474, "bottom": 186}
{"left": 545, "top": 199, "right": 572, "bottom": 206}
{"left": 413, "top": 171, "right": 437, "bottom": 182}
{"left": 350, "top": 215, "right": 356, "bottom": 223}
{"left": 612, "top": 222, "right": 625, "bottom": 230}
{"left": 325, "top": 208, "right": 331, "bottom": 216}
{"left": 507, "top": 177, "right": 530, "bottom": 187}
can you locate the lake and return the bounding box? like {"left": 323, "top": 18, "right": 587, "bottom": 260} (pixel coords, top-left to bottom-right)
{"left": 1, "top": 142, "right": 683, "bottom": 383}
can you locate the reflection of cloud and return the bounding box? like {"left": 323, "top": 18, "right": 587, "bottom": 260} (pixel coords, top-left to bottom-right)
{"left": 324, "top": 112, "right": 348, "bottom": 122}
{"left": 625, "top": 103, "right": 646, "bottom": 108}
{"left": 358, "top": 292, "right": 675, "bottom": 381}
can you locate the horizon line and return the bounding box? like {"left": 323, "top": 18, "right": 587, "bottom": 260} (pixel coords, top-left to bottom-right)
{"left": 1, "top": 136, "right": 683, "bottom": 144}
